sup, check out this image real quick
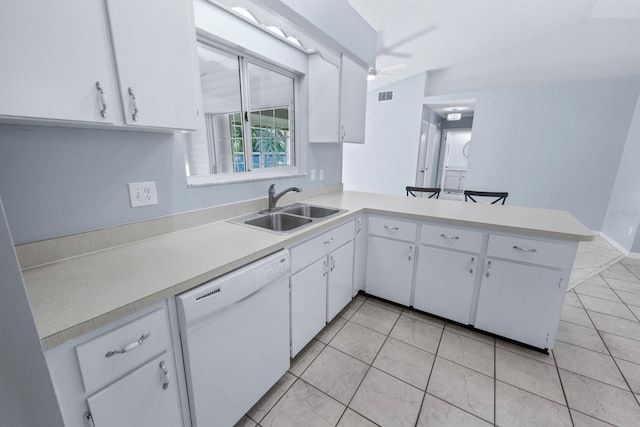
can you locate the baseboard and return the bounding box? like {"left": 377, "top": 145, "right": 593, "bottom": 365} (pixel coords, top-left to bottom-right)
{"left": 595, "top": 231, "right": 640, "bottom": 259}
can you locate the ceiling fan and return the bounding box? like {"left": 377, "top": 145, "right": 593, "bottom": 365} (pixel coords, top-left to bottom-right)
{"left": 368, "top": 62, "right": 407, "bottom": 80}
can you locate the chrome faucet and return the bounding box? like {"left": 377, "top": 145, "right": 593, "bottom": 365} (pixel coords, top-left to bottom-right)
{"left": 268, "top": 184, "right": 302, "bottom": 212}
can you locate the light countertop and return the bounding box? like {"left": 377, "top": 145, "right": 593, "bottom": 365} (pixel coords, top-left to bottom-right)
{"left": 21, "top": 191, "right": 593, "bottom": 349}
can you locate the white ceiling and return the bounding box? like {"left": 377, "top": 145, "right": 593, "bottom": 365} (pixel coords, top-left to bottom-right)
{"left": 348, "top": 0, "right": 640, "bottom": 93}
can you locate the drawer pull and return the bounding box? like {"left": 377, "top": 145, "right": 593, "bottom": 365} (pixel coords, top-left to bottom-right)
{"left": 384, "top": 225, "right": 399, "bottom": 231}
{"left": 485, "top": 260, "right": 491, "bottom": 277}
{"left": 159, "top": 360, "right": 170, "bottom": 390}
{"left": 104, "top": 332, "right": 150, "bottom": 358}
{"left": 513, "top": 245, "right": 537, "bottom": 253}
{"left": 324, "top": 237, "right": 334, "bottom": 245}
{"left": 440, "top": 234, "right": 460, "bottom": 240}
{"left": 469, "top": 257, "right": 475, "bottom": 274}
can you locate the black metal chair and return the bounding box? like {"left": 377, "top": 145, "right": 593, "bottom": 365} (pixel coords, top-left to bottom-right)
{"left": 464, "top": 190, "right": 508, "bottom": 205}
{"left": 406, "top": 186, "right": 441, "bottom": 199}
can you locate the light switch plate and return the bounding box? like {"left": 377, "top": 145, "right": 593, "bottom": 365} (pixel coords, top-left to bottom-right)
{"left": 128, "top": 181, "right": 158, "bottom": 207}
{"left": 310, "top": 169, "right": 316, "bottom": 181}
{"left": 319, "top": 169, "right": 324, "bottom": 181}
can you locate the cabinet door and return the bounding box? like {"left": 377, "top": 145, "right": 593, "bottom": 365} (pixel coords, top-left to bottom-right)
{"left": 353, "top": 217, "right": 367, "bottom": 296}
{"left": 87, "top": 353, "right": 183, "bottom": 427}
{"left": 309, "top": 54, "right": 340, "bottom": 142}
{"left": 106, "top": 0, "right": 201, "bottom": 130}
{"left": 0, "top": 0, "right": 118, "bottom": 123}
{"left": 339, "top": 54, "right": 367, "bottom": 143}
{"left": 327, "top": 241, "right": 354, "bottom": 321}
{"left": 475, "top": 259, "right": 562, "bottom": 349}
{"left": 365, "top": 236, "right": 414, "bottom": 306}
{"left": 414, "top": 247, "right": 477, "bottom": 324}
{"left": 291, "top": 258, "right": 327, "bottom": 356}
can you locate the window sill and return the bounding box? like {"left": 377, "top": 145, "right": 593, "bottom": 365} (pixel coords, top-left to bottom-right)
{"left": 187, "top": 170, "right": 307, "bottom": 187}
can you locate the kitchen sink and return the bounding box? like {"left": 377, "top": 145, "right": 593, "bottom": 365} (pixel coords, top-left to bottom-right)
{"left": 244, "top": 213, "right": 312, "bottom": 232}
{"left": 282, "top": 205, "right": 341, "bottom": 218}
{"left": 228, "top": 203, "right": 346, "bottom": 234}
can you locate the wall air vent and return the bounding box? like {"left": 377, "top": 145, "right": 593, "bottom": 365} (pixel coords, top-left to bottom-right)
{"left": 377, "top": 90, "right": 393, "bottom": 102}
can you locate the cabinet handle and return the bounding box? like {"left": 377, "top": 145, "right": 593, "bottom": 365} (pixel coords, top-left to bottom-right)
{"left": 323, "top": 259, "right": 327, "bottom": 277}
{"left": 330, "top": 256, "right": 336, "bottom": 271}
{"left": 469, "top": 257, "right": 475, "bottom": 274}
{"left": 104, "top": 332, "right": 150, "bottom": 357}
{"left": 408, "top": 245, "right": 413, "bottom": 261}
{"left": 95, "top": 82, "right": 107, "bottom": 119}
{"left": 341, "top": 125, "right": 346, "bottom": 140}
{"left": 384, "top": 225, "right": 399, "bottom": 231}
{"left": 513, "top": 245, "right": 537, "bottom": 253}
{"left": 159, "top": 360, "right": 170, "bottom": 390}
{"left": 128, "top": 87, "right": 139, "bottom": 121}
{"left": 440, "top": 234, "right": 460, "bottom": 240}
{"left": 324, "top": 237, "right": 334, "bottom": 245}
{"left": 485, "top": 260, "right": 491, "bottom": 278}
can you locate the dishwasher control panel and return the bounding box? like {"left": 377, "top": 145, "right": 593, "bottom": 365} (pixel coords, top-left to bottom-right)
{"left": 255, "top": 253, "right": 290, "bottom": 289}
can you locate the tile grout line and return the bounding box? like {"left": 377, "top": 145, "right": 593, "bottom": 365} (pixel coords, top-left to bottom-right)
{"left": 550, "top": 349, "right": 575, "bottom": 426}
{"left": 493, "top": 338, "right": 497, "bottom": 427}
{"left": 603, "top": 264, "right": 640, "bottom": 323}
{"left": 414, "top": 314, "right": 445, "bottom": 427}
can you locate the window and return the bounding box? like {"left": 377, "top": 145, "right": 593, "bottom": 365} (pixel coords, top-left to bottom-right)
{"left": 186, "top": 42, "right": 298, "bottom": 184}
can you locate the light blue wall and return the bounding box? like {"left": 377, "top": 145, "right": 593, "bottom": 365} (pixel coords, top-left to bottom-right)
{"left": 425, "top": 75, "right": 640, "bottom": 230}
{"left": 343, "top": 72, "right": 427, "bottom": 195}
{"left": 603, "top": 94, "right": 640, "bottom": 252}
{"left": 0, "top": 124, "right": 340, "bottom": 244}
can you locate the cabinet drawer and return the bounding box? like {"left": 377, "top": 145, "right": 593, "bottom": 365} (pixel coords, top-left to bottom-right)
{"left": 420, "top": 224, "right": 484, "bottom": 253}
{"left": 487, "top": 235, "right": 568, "bottom": 269}
{"left": 291, "top": 221, "right": 355, "bottom": 274}
{"left": 368, "top": 216, "right": 417, "bottom": 242}
{"left": 76, "top": 308, "right": 170, "bottom": 393}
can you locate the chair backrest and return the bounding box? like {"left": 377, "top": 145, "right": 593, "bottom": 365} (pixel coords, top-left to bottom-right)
{"left": 406, "top": 186, "right": 441, "bottom": 199}
{"left": 464, "top": 190, "right": 508, "bottom": 205}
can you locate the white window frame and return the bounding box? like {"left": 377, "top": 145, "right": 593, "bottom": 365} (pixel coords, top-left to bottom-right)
{"left": 186, "top": 39, "right": 304, "bottom": 186}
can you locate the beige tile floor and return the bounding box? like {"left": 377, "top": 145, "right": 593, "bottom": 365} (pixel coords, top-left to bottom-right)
{"left": 238, "top": 237, "right": 640, "bottom": 427}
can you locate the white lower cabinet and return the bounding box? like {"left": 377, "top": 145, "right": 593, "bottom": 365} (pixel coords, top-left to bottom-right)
{"left": 414, "top": 246, "right": 478, "bottom": 325}
{"left": 86, "top": 353, "right": 182, "bottom": 427}
{"left": 365, "top": 236, "right": 415, "bottom": 306}
{"left": 45, "top": 301, "right": 188, "bottom": 427}
{"left": 290, "top": 258, "right": 328, "bottom": 356}
{"left": 352, "top": 215, "right": 368, "bottom": 296}
{"left": 327, "top": 241, "right": 355, "bottom": 321}
{"left": 289, "top": 220, "right": 355, "bottom": 356}
{"left": 474, "top": 259, "right": 562, "bottom": 349}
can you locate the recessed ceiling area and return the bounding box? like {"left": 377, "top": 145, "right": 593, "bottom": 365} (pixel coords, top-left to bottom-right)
{"left": 424, "top": 99, "right": 475, "bottom": 119}
{"left": 348, "top": 0, "right": 640, "bottom": 93}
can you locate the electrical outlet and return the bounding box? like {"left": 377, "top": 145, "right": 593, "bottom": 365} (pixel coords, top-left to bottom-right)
{"left": 128, "top": 181, "right": 158, "bottom": 207}
{"left": 629, "top": 226, "right": 634, "bottom": 236}
{"left": 319, "top": 169, "right": 325, "bottom": 181}
{"left": 310, "top": 169, "right": 316, "bottom": 181}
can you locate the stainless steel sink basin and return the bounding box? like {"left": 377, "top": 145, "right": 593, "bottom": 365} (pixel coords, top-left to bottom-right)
{"left": 282, "top": 205, "right": 341, "bottom": 218}
{"left": 228, "top": 203, "right": 346, "bottom": 234}
{"left": 244, "top": 213, "right": 312, "bottom": 232}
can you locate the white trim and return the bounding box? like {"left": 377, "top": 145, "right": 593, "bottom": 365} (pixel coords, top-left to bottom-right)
{"left": 187, "top": 170, "right": 306, "bottom": 187}
{"left": 595, "top": 230, "right": 640, "bottom": 258}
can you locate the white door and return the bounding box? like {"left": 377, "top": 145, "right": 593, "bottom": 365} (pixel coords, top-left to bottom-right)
{"left": 106, "top": 0, "right": 201, "bottom": 130}
{"left": 327, "top": 241, "right": 354, "bottom": 321}
{"left": 475, "top": 259, "right": 562, "bottom": 348}
{"left": 87, "top": 353, "right": 183, "bottom": 427}
{"left": 0, "top": 0, "right": 118, "bottom": 123}
{"left": 415, "top": 121, "right": 438, "bottom": 188}
{"left": 291, "top": 258, "right": 327, "bottom": 356}
{"left": 365, "top": 236, "right": 414, "bottom": 306}
{"left": 414, "top": 247, "right": 477, "bottom": 324}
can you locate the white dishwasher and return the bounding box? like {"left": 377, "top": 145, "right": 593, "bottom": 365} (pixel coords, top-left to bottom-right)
{"left": 176, "top": 250, "right": 291, "bottom": 427}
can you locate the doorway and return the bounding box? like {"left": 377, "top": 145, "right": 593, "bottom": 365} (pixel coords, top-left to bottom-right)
{"left": 438, "top": 129, "right": 472, "bottom": 196}
{"left": 414, "top": 120, "right": 438, "bottom": 190}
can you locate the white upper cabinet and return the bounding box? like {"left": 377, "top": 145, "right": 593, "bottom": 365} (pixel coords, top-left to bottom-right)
{"left": 339, "top": 54, "right": 368, "bottom": 143}
{"left": 0, "top": 0, "right": 119, "bottom": 124}
{"left": 0, "top": 0, "right": 201, "bottom": 130}
{"left": 308, "top": 53, "right": 367, "bottom": 143}
{"left": 105, "top": 0, "right": 201, "bottom": 130}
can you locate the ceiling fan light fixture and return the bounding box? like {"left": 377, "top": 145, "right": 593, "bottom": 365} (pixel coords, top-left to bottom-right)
{"left": 367, "top": 66, "right": 377, "bottom": 81}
